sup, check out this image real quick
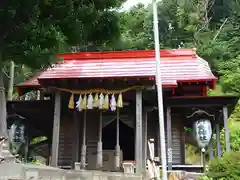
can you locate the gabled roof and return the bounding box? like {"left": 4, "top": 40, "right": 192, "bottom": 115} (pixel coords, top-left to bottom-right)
{"left": 17, "top": 72, "right": 42, "bottom": 88}
{"left": 17, "top": 49, "right": 217, "bottom": 89}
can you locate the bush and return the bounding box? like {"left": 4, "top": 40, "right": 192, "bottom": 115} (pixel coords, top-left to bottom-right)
{"left": 205, "top": 151, "right": 240, "bottom": 180}
{"left": 198, "top": 176, "right": 213, "bottom": 180}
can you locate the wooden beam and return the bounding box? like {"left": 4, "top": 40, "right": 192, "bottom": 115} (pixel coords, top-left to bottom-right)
{"left": 167, "top": 107, "right": 172, "bottom": 170}
{"left": 136, "top": 89, "right": 143, "bottom": 175}
{"left": 223, "top": 106, "right": 230, "bottom": 152}
{"left": 50, "top": 91, "right": 61, "bottom": 167}
{"left": 164, "top": 96, "right": 238, "bottom": 109}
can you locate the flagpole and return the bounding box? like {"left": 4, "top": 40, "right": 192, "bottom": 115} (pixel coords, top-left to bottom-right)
{"left": 152, "top": 0, "right": 168, "bottom": 180}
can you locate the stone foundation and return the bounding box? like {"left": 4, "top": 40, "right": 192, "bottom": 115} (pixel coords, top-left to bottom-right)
{"left": 168, "top": 171, "right": 203, "bottom": 180}
{"left": 0, "top": 163, "right": 203, "bottom": 180}
{"left": 0, "top": 164, "right": 142, "bottom": 180}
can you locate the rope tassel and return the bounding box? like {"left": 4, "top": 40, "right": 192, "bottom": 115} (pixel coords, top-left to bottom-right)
{"left": 99, "top": 93, "right": 104, "bottom": 109}
{"left": 110, "top": 94, "right": 117, "bottom": 111}
{"left": 82, "top": 94, "right": 87, "bottom": 110}
{"left": 87, "top": 94, "right": 93, "bottom": 109}
{"left": 76, "top": 95, "right": 82, "bottom": 111}
{"left": 93, "top": 93, "right": 99, "bottom": 108}
{"left": 117, "top": 93, "right": 123, "bottom": 108}
{"left": 57, "top": 86, "right": 145, "bottom": 110}
{"left": 103, "top": 94, "right": 109, "bottom": 110}
{"left": 68, "top": 94, "right": 75, "bottom": 109}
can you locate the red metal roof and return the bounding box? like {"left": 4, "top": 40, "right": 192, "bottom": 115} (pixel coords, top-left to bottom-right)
{"left": 17, "top": 49, "right": 217, "bottom": 88}
{"left": 17, "top": 73, "right": 42, "bottom": 88}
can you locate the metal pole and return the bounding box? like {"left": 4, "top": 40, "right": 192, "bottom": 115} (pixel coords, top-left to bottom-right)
{"left": 202, "top": 148, "right": 206, "bottom": 173}
{"left": 152, "top": 0, "right": 168, "bottom": 179}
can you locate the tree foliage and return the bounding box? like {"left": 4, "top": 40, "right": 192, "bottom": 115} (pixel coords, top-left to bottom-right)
{"left": 0, "top": 0, "right": 125, "bottom": 68}
{"left": 112, "top": 0, "right": 240, "bottom": 163}
{"left": 115, "top": 0, "right": 240, "bottom": 87}
{"left": 0, "top": 0, "right": 126, "bottom": 157}
{"left": 207, "top": 152, "right": 240, "bottom": 179}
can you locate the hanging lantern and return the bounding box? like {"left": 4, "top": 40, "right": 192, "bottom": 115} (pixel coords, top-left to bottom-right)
{"left": 9, "top": 120, "right": 25, "bottom": 154}
{"left": 193, "top": 119, "right": 212, "bottom": 149}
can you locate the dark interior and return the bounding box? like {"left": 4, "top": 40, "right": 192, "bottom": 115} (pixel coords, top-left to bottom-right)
{"left": 102, "top": 119, "right": 135, "bottom": 161}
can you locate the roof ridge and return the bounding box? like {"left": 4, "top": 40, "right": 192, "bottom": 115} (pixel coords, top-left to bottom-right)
{"left": 57, "top": 49, "right": 197, "bottom": 60}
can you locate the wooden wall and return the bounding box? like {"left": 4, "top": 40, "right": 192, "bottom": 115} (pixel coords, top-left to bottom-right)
{"left": 58, "top": 116, "right": 74, "bottom": 167}
{"left": 57, "top": 111, "right": 99, "bottom": 168}
{"left": 57, "top": 111, "right": 185, "bottom": 168}
{"left": 146, "top": 112, "right": 184, "bottom": 165}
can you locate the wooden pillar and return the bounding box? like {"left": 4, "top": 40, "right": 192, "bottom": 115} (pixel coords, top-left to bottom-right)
{"left": 209, "top": 138, "right": 214, "bottom": 160}
{"left": 115, "top": 108, "right": 121, "bottom": 171}
{"left": 167, "top": 107, "right": 172, "bottom": 170}
{"left": 81, "top": 110, "right": 87, "bottom": 169}
{"left": 47, "top": 143, "right": 51, "bottom": 165}
{"left": 40, "top": 90, "right": 44, "bottom": 100}
{"left": 136, "top": 89, "right": 143, "bottom": 175}
{"left": 51, "top": 91, "right": 61, "bottom": 167}
{"left": 223, "top": 106, "right": 230, "bottom": 152}
{"left": 216, "top": 123, "right": 222, "bottom": 157}
{"left": 180, "top": 124, "right": 185, "bottom": 164}
{"left": 24, "top": 137, "right": 29, "bottom": 163}
{"left": 97, "top": 111, "right": 103, "bottom": 169}
{"left": 72, "top": 110, "right": 80, "bottom": 167}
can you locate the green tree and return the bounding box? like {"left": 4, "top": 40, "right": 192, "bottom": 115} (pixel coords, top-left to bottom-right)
{"left": 0, "top": 0, "right": 125, "bottom": 141}
{"left": 117, "top": 0, "right": 240, "bottom": 94}
{"left": 0, "top": 0, "right": 124, "bottom": 68}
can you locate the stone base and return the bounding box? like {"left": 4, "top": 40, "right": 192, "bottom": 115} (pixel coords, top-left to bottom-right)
{"left": 0, "top": 164, "right": 142, "bottom": 180}
{"left": 68, "top": 170, "right": 142, "bottom": 180}
{"left": 0, "top": 164, "right": 65, "bottom": 180}
{"left": 167, "top": 171, "right": 203, "bottom": 180}
{"left": 0, "top": 164, "right": 201, "bottom": 180}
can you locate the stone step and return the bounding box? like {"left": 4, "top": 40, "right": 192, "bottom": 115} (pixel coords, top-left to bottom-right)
{"left": 1, "top": 143, "right": 7, "bottom": 148}
{"left": 0, "top": 142, "right": 17, "bottom": 163}
{"left": 186, "top": 172, "right": 203, "bottom": 180}
{"left": 144, "top": 171, "right": 203, "bottom": 180}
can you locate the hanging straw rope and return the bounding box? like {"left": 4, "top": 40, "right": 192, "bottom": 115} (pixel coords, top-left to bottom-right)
{"left": 57, "top": 85, "right": 144, "bottom": 110}
{"left": 56, "top": 85, "right": 144, "bottom": 95}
